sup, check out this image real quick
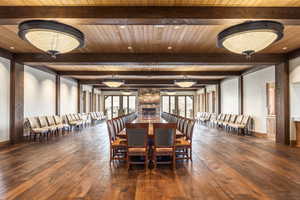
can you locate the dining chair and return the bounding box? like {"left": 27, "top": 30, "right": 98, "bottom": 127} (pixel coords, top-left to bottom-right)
{"left": 107, "top": 120, "right": 127, "bottom": 162}
{"left": 153, "top": 123, "right": 176, "bottom": 169}
{"left": 125, "top": 123, "right": 149, "bottom": 169}
{"left": 175, "top": 120, "right": 195, "bottom": 161}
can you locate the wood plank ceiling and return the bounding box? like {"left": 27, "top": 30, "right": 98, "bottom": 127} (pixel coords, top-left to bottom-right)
{"left": 1, "top": 2, "right": 299, "bottom": 87}
{"left": 1, "top": 0, "right": 300, "bottom": 6}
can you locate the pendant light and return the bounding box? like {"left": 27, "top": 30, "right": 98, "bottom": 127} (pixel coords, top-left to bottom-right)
{"left": 122, "top": 90, "right": 132, "bottom": 95}
{"left": 217, "top": 21, "right": 284, "bottom": 57}
{"left": 18, "top": 20, "right": 84, "bottom": 58}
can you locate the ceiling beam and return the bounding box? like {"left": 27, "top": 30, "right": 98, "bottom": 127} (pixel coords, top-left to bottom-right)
{"left": 99, "top": 87, "right": 198, "bottom": 91}
{"left": 0, "top": 6, "right": 300, "bottom": 25}
{"left": 79, "top": 79, "right": 220, "bottom": 85}
{"left": 15, "top": 53, "right": 286, "bottom": 65}
{"left": 58, "top": 70, "right": 241, "bottom": 76}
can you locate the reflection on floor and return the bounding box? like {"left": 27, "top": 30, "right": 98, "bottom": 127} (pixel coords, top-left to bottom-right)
{"left": 1, "top": 123, "right": 300, "bottom": 200}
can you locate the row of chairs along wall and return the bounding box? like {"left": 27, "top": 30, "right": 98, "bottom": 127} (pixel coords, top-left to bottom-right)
{"left": 196, "top": 112, "right": 251, "bottom": 135}
{"left": 25, "top": 112, "right": 106, "bottom": 141}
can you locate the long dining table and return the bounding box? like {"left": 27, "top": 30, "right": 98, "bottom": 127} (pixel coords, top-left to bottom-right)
{"left": 129, "top": 115, "right": 178, "bottom": 137}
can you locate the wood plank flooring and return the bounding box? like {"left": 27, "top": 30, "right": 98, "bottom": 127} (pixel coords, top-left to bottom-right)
{"left": 1, "top": 123, "right": 300, "bottom": 200}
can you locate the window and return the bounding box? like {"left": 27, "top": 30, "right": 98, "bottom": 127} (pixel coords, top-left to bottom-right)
{"left": 128, "top": 96, "right": 136, "bottom": 113}
{"left": 104, "top": 96, "right": 112, "bottom": 119}
{"left": 161, "top": 95, "right": 194, "bottom": 118}
{"left": 104, "top": 95, "right": 136, "bottom": 119}
{"left": 162, "top": 96, "right": 170, "bottom": 113}
{"left": 178, "top": 96, "right": 186, "bottom": 117}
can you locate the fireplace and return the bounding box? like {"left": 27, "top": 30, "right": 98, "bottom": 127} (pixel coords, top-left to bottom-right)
{"left": 142, "top": 108, "right": 156, "bottom": 116}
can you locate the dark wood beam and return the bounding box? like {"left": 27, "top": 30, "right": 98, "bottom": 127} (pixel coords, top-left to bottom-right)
{"left": 288, "top": 48, "right": 300, "bottom": 60}
{"left": 77, "top": 82, "right": 82, "bottom": 113}
{"left": 15, "top": 53, "right": 286, "bottom": 65}
{"left": 0, "top": 6, "right": 300, "bottom": 25}
{"left": 275, "top": 62, "right": 290, "bottom": 145}
{"left": 58, "top": 70, "right": 241, "bottom": 76}
{"left": 79, "top": 79, "right": 219, "bottom": 85}
{"left": 10, "top": 60, "right": 24, "bottom": 144}
{"left": 238, "top": 76, "right": 244, "bottom": 115}
{"left": 216, "top": 83, "right": 221, "bottom": 114}
{"left": 55, "top": 75, "right": 61, "bottom": 115}
{"left": 95, "top": 86, "right": 200, "bottom": 90}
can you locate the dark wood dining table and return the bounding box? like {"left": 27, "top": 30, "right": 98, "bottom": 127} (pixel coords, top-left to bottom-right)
{"left": 129, "top": 115, "right": 177, "bottom": 136}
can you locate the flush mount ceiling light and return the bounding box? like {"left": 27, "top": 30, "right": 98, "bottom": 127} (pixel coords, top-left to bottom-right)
{"left": 174, "top": 80, "right": 197, "bottom": 88}
{"left": 18, "top": 20, "right": 84, "bottom": 58}
{"left": 102, "top": 79, "right": 124, "bottom": 88}
{"left": 122, "top": 90, "right": 132, "bottom": 95}
{"left": 165, "top": 90, "right": 176, "bottom": 95}
{"left": 217, "top": 20, "right": 284, "bottom": 57}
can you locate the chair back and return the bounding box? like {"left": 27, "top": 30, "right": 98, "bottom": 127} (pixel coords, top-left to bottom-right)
{"left": 229, "top": 115, "right": 237, "bottom": 123}
{"left": 153, "top": 123, "right": 176, "bottom": 148}
{"left": 54, "top": 116, "right": 63, "bottom": 125}
{"left": 39, "top": 116, "right": 49, "bottom": 128}
{"left": 46, "top": 116, "right": 56, "bottom": 126}
{"left": 107, "top": 120, "right": 116, "bottom": 141}
{"left": 28, "top": 117, "right": 40, "bottom": 129}
{"left": 182, "top": 119, "right": 189, "bottom": 135}
{"left": 186, "top": 120, "right": 196, "bottom": 141}
{"left": 241, "top": 116, "right": 250, "bottom": 125}
{"left": 224, "top": 114, "right": 231, "bottom": 122}
{"left": 235, "top": 115, "right": 244, "bottom": 124}
{"left": 112, "top": 120, "right": 119, "bottom": 134}
{"left": 125, "top": 123, "right": 148, "bottom": 148}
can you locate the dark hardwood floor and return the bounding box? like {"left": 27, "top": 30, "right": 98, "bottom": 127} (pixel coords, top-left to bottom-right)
{"left": 1, "top": 123, "right": 300, "bottom": 200}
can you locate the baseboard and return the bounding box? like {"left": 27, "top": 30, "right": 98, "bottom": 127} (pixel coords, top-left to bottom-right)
{"left": 251, "top": 131, "right": 268, "bottom": 138}
{"left": 0, "top": 140, "right": 10, "bottom": 148}
{"left": 290, "top": 140, "right": 297, "bottom": 147}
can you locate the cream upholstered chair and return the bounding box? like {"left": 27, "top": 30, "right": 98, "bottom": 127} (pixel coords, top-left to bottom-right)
{"left": 229, "top": 115, "right": 250, "bottom": 135}
{"left": 38, "top": 116, "right": 57, "bottom": 137}
{"left": 27, "top": 117, "right": 49, "bottom": 141}
{"left": 46, "top": 116, "right": 61, "bottom": 136}
{"left": 54, "top": 115, "right": 70, "bottom": 133}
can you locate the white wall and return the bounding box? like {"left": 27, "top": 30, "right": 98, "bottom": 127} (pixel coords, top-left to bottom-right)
{"left": 243, "top": 66, "right": 275, "bottom": 133}
{"left": 289, "top": 56, "right": 300, "bottom": 140}
{"left": 24, "top": 66, "right": 56, "bottom": 118}
{"left": 221, "top": 78, "right": 239, "bottom": 114}
{"left": 0, "top": 57, "right": 10, "bottom": 142}
{"left": 60, "top": 77, "right": 78, "bottom": 115}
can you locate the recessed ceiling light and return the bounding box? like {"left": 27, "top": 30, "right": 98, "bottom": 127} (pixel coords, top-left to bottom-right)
{"left": 282, "top": 47, "right": 288, "bottom": 50}
{"left": 10, "top": 46, "right": 15, "bottom": 50}
{"left": 168, "top": 46, "right": 172, "bottom": 50}
{"left": 119, "top": 25, "right": 126, "bottom": 29}
{"left": 128, "top": 46, "right": 133, "bottom": 50}
{"left": 174, "top": 26, "right": 180, "bottom": 29}
{"left": 154, "top": 25, "right": 165, "bottom": 28}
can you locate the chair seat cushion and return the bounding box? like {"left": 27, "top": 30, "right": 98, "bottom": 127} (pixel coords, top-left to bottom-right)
{"left": 128, "top": 147, "right": 146, "bottom": 153}
{"left": 155, "top": 147, "right": 173, "bottom": 153}
{"left": 32, "top": 128, "right": 49, "bottom": 134}
{"left": 175, "top": 139, "right": 191, "bottom": 146}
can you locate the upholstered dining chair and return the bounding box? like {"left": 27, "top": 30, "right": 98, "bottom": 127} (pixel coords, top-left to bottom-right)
{"left": 175, "top": 120, "right": 195, "bottom": 161}
{"left": 54, "top": 115, "right": 70, "bottom": 134}
{"left": 125, "top": 123, "right": 149, "bottom": 169}
{"left": 38, "top": 116, "right": 57, "bottom": 137}
{"left": 27, "top": 117, "right": 49, "bottom": 140}
{"left": 107, "top": 120, "right": 127, "bottom": 162}
{"left": 153, "top": 123, "right": 176, "bottom": 169}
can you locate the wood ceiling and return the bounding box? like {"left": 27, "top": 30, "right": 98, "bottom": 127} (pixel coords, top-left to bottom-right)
{"left": 1, "top": 25, "right": 300, "bottom": 54}
{"left": 1, "top": 0, "right": 300, "bottom": 7}
{"left": 1, "top": 3, "right": 299, "bottom": 88}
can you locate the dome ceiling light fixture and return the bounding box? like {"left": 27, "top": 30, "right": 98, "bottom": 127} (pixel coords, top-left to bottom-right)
{"left": 174, "top": 77, "right": 197, "bottom": 88}
{"left": 217, "top": 20, "right": 284, "bottom": 58}
{"left": 165, "top": 90, "right": 176, "bottom": 95}
{"left": 122, "top": 90, "right": 132, "bottom": 95}
{"left": 102, "top": 79, "right": 124, "bottom": 88}
{"left": 18, "top": 20, "right": 84, "bottom": 58}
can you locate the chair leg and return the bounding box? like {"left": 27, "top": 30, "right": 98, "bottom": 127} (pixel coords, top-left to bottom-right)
{"left": 173, "top": 152, "right": 176, "bottom": 169}
{"left": 190, "top": 147, "right": 193, "bottom": 161}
